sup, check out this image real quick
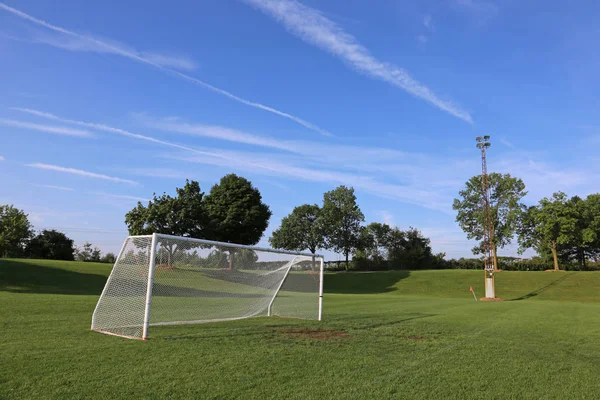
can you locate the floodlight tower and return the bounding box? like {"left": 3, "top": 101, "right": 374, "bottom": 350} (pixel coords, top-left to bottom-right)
{"left": 476, "top": 135, "right": 495, "bottom": 299}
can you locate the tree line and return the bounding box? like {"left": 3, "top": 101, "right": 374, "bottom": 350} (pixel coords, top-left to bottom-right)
{"left": 4, "top": 170, "right": 598, "bottom": 271}
{"left": 0, "top": 205, "right": 115, "bottom": 262}
{"left": 453, "top": 173, "right": 600, "bottom": 271}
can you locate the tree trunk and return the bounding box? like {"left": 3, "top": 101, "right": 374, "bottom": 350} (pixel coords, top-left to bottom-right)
{"left": 551, "top": 241, "right": 559, "bottom": 271}
{"left": 345, "top": 251, "right": 349, "bottom": 271}
{"left": 492, "top": 244, "right": 499, "bottom": 271}
{"left": 229, "top": 250, "right": 234, "bottom": 271}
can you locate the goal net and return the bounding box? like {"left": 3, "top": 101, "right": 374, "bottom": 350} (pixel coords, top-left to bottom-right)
{"left": 91, "top": 234, "right": 324, "bottom": 340}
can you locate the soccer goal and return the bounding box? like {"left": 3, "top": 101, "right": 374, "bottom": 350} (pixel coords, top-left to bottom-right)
{"left": 91, "top": 233, "right": 324, "bottom": 340}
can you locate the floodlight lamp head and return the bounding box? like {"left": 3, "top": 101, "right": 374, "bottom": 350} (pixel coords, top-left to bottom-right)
{"left": 476, "top": 136, "right": 483, "bottom": 142}
{"left": 483, "top": 135, "right": 491, "bottom": 140}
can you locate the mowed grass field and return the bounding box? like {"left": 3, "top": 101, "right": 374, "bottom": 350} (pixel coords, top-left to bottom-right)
{"left": 2, "top": 259, "right": 600, "bottom": 399}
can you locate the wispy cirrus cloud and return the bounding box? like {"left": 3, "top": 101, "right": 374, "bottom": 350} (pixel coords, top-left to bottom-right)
{"left": 376, "top": 210, "right": 395, "bottom": 226}
{"left": 26, "top": 163, "right": 139, "bottom": 185}
{"left": 423, "top": 14, "right": 434, "bottom": 31}
{"left": 241, "top": 0, "right": 473, "bottom": 123}
{"left": 33, "top": 184, "right": 74, "bottom": 191}
{"left": 454, "top": 0, "right": 499, "bottom": 25}
{"left": 30, "top": 32, "right": 198, "bottom": 71}
{"left": 0, "top": 118, "right": 93, "bottom": 137}
{"left": 0, "top": 2, "right": 331, "bottom": 136}
{"left": 12, "top": 108, "right": 231, "bottom": 161}
{"left": 0, "top": 155, "right": 4, "bottom": 161}
{"left": 133, "top": 113, "right": 297, "bottom": 153}
{"left": 89, "top": 191, "right": 150, "bottom": 202}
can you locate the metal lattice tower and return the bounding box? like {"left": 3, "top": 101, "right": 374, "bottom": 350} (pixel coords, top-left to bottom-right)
{"left": 476, "top": 136, "right": 494, "bottom": 273}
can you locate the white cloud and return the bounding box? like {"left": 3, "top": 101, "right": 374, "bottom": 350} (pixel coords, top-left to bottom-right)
{"left": 16, "top": 107, "right": 406, "bottom": 162}
{"left": 89, "top": 192, "right": 150, "bottom": 202}
{"left": 134, "top": 113, "right": 297, "bottom": 153}
{"left": 423, "top": 15, "right": 434, "bottom": 30}
{"left": 0, "top": 155, "right": 4, "bottom": 161}
{"left": 498, "top": 137, "right": 515, "bottom": 148}
{"left": 454, "top": 0, "right": 499, "bottom": 25}
{"left": 30, "top": 32, "right": 198, "bottom": 71}
{"left": 0, "top": 118, "right": 93, "bottom": 137}
{"left": 242, "top": 0, "right": 472, "bottom": 123}
{"left": 0, "top": 2, "right": 331, "bottom": 136}
{"left": 376, "top": 210, "right": 395, "bottom": 226}
{"left": 417, "top": 35, "right": 428, "bottom": 44}
{"left": 12, "top": 108, "right": 231, "bottom": 162}
{"left": 26, "top": 163, "right": 139, "bottom": 185}
{"left": 33, "top": 184, "right": 74, "bottom": 191}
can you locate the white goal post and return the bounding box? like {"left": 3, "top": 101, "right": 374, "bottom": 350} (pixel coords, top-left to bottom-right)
{"left": 91, "top": 233, "right": 324, "bottom": 340}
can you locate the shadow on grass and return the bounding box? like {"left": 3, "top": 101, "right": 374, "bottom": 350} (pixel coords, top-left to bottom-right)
{"left": 0, "top": 259, "right": 107, "bottom": 295}
{"left": 509, "top": 273, "right": 572, "bottom": 301}
{"left": 324, "top": 270, "right": 410, "bottom": 294}
{"left": 339, "top": 312, "right": 437, "bottom": 331}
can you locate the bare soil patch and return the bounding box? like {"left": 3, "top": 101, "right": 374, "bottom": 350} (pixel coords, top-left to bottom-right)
{"left": 479, "top": 297, "right": 504, "bottom": 302}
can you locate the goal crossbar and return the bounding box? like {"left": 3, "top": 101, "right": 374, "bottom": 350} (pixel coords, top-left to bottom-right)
{"left": 91, "top": 233, "right": 324, "bottom": 340}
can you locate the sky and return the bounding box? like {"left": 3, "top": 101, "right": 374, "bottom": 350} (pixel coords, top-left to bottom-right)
{"left": 1, "top": 0, "right": 599, "bottom": 259}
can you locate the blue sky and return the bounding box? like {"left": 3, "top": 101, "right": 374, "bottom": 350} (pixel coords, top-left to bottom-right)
{"left": 1, "top": 0, "right": 599, "bottom": 258}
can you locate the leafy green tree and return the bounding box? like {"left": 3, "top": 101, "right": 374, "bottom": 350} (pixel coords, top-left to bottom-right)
{"left": 556, "top": 194, "right": 600, "bottom": 268}
{"left": 0, "top": 205, "right": 33, "bottom": 258}
{"left": 269, "top": 204, "right": 324, "bottom": 254}
{"left": 125, "top": 180, "right": 209, "bottom": 237}
{"left": 396, "top": 227, "right": 434, "bottom": 269}
{"left": 204, "top": 174, "right": 271, "bottom": 269}
{"left": 75, "top": 242, "right": 92, "bottom": 261}
{"left": 232, "top": 249, "right": 258, "bottom": 269}
{"left": 100, "top": 252, "right": 116, "bottom": 264}
{"left": 518, "top": 192, "right": 577, "bottom": 271}
{"left": 125, "top": 180, "right": 211, "bottom": 265}
{"left": 321, "top": 186, "right": 364, "bottom": 269}
{"left": 453, "top": 173, "right": 527, "bottom": 270}
{"left": 356, "top": 222, "right": 392, "bottom": 268}
{"left": 27, "top": 230, "right": 74, "bottom": 260}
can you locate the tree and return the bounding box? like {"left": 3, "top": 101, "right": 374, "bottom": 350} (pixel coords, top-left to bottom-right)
{"left": 269, "top": 204, "right": 324, "bottom": 254}
{"left": 125, "top": 180, "right": 210, "bottom": 238}
{"left": 100, "top": 252, "right": 116, "bottom": 264}
{"left": 453, "top": 173, "right": 527, "bottom": 271}
{"left": 359, "top": 222, "right": 392, "bottom": 265}
{"left": 393, "top": 227, "right": 434, "bottom": 269}
{"left": 320, "top": 186, "right": 364, "bottom": 269}
{"left": 518, "top": 192, "right": 577, "bottom": 271}
{"left": 204, "top": 174, "right": 271, "bottom": 269}
{"left": 125, "top": 180, "right": 211, "bottom": 265}
{"left": 0, "top": 205, "right": 33, "bottom": 258}
{"left": 75, "top": 242, "right": 102, "bottom": 262}
{"left": 26, "top": 230, "right": 74, "bottom": 260}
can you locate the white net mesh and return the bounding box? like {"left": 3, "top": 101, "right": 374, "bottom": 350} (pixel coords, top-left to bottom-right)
{"left": 92, "top": 234, "right": 323, "bottom": 339}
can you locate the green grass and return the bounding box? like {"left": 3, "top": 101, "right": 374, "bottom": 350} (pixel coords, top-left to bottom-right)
{"left": 2, "top": 259, "right": 600, "bottom": 399}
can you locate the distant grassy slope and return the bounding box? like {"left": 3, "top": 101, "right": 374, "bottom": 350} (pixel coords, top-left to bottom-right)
{"left": 2, "top": 259, "right": 600, "bottom": 399}
{"left": 326, "top": 269, "right": 600, "bottom": 302}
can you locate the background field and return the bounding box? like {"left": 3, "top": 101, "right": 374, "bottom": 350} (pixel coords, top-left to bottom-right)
{"left": 2, "top": 259, "right": 600, "bottom": 399}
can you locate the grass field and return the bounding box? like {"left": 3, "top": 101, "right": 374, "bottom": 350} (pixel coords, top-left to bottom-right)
{"left": 2, "top": 259, "right": 600, "bottom": 399}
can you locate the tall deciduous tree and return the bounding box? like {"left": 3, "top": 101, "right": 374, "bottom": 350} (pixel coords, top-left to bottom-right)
{"left": 453, "top": 173, "right": 527, "bottom": 270}
{"left": 321, "top": 186, "right": 364, "bottom": 269}
{"left": 27, "top": 230, "right": 74, "bottom": 260}
{"left": 125, "top": 180, "right": 209, "bottom": 238}
{"left": 125, "top": 180, "right": 210, "bottom": 264}
{"left": 518, "top": 192, "right": 577, "bottom": 271}
{"left": 0, "top": 205, "right": 33, "bottom": 258}
{"left": 204, "top": 174, "right": 271, "bottom": 269}
{"left": 269, "top": 204, "right": 324, "bottom": 254}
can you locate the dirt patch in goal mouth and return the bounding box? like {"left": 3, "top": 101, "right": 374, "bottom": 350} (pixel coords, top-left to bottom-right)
{"left": 278, "top": 329, "right": 349, "bottom": 340}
